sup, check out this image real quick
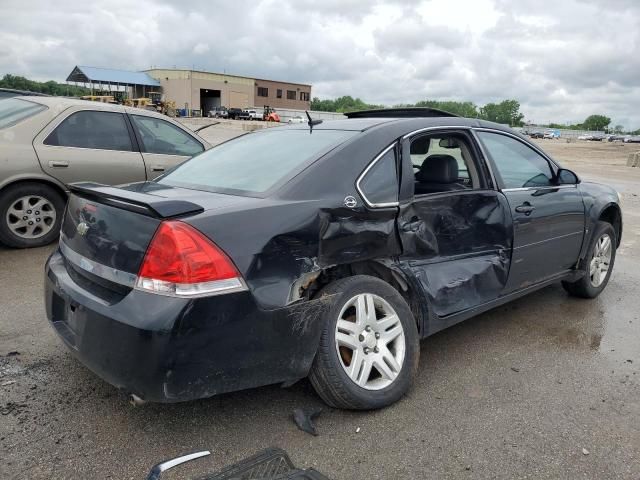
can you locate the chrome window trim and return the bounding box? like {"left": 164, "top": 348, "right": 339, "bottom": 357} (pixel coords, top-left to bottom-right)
{"left": 355, "top": 143, "right": 400, "bottom": 208}
{"left": 59, "top": 237, "right": 137, "bottom": 288}
{"left": 502, "top": 185, "right": 578, "bottom": 193}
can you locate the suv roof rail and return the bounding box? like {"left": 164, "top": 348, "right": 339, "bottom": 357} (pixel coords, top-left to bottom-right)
{"left": 344, "top": 107, "right": 459, "bottom": 119}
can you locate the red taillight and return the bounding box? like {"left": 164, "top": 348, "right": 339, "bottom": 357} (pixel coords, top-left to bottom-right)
{"left": 136, "top": 221, "right": 244, "bottom": 296}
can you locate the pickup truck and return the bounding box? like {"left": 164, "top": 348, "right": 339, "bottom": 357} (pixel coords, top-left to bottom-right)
{"left": 238, "top": 109, "right": 261, "bottom": 121}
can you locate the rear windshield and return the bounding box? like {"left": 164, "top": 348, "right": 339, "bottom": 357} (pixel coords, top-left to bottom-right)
{"left": 158, "top": 129, "right": 357, "bottom": 194}
{"left": 0, "top": 98, "right": 47, "bottom": 129}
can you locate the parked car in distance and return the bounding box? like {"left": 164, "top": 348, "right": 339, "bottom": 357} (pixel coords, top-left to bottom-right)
{"left": 287, "top": 115, "right": 305, "bottom": 124}
{"left": 543, "top": 130, "right": 559, "bottom": 139}
{"left": 0, "top": 96, "right": 211, "bottom": 248}
{"left": 589, "top": 134, "right": 606, "bottom": 141}
{"left": 238, "top": 109, "right": 261, "bottom": 120}
{"left": 529, "top": 132, "right": 544, "bottom": 139}
{"left": 577, "top": 134, "right": 593, "bottom": 140}
{"left": 44, "top": 109, "right": 622, "bottom": 410}
{"left": 208, "top": 106, "right": 228, "bottom": 119}
{"left": 227, "top": 107, "right": 243, "bottom": 120}
{"left": 625, "top": 135, "right": 640, "bottom": 143}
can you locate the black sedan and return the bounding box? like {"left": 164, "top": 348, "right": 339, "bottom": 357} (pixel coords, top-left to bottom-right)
{"left": 44, "top": 109, "right": 622, "bottom": 410}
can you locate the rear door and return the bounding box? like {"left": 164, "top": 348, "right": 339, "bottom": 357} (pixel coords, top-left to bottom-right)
{"left": 475, "top": 130, "right": 585, "bottom": 291}
{"left": 34, "top": 108, "right": 146, "bottom": 185}
{"left": 397, "top": 129, "right": 513, "bottom": 321}
{"left": 128, "top": 113, "right": 205, "bottom": 179}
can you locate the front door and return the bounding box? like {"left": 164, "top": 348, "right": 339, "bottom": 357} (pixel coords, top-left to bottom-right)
{"left": 475, "top": 131, "right": 585, "bottom": 291}
{"left": 34, "top": 109, "right": 146, "bottom": 186}
{"left": 397, "top": 130, "right": 513, "bottom": 321}
{"left": 127, "top": 114, "right": 205, "bottom": 179}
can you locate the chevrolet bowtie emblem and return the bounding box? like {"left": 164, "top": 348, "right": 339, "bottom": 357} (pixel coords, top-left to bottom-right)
{"left": 76, "top": 222, "right": 90, "bottom": 236}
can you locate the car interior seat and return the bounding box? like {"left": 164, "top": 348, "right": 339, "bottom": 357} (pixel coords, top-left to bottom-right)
{"left": 414, "top": 154, "right": 465, "bottom": 195}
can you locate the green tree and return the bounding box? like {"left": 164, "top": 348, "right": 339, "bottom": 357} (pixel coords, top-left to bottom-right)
{"left": 405, "top": 100, "right": 479, "bottom": 118}
{"left": 479, "top": 100, "right": 524, "bottom": 126}
{"left": 310, "top": 95, "right": 381, "bottom": 113}
{"left": 0, "top": 74, "right": 90, "bottom": 96}
{"left": 613, "top": 124, "right": 624, "bottom": 134}
{"left": 581, "top": 114, "right": 611, "bottom": 131}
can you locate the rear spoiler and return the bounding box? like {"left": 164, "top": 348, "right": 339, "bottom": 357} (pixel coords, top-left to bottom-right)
{"left": 69, "top": 182, "right": 204, "bottom": 218}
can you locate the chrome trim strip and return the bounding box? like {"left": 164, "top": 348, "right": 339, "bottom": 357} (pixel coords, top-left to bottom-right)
{"left": 502, "top": 185, "right": 578, "bottom": 193}
{"left": 59, "top": 239, "right": 137, "bottom": 287}
{"left": 355, "top": 143, "right": 400, "bottom": 208}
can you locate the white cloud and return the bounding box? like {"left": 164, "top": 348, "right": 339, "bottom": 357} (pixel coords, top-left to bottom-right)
{"left": 0, "top": 0, "right": 638, "bottom": 129}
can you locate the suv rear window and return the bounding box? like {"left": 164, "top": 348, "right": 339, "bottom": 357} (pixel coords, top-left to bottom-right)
{"left": 159, "top": 129, "right": 356, "bottom": 194}
{"left": 0, "top": 98, "right": 47, "bottom": 129}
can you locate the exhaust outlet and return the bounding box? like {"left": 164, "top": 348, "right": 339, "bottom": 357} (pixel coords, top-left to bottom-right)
{"left": 129, "top": 394, "right": 146, "bottom": 406}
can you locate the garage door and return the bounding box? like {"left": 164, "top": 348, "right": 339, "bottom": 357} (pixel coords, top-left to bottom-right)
{"left": 229, "top": 91, "right": 249, "bottom": 108}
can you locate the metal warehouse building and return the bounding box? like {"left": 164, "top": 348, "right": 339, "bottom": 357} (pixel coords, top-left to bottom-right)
{"left": 144, "top": 68, "right": 312, "bottom": 113}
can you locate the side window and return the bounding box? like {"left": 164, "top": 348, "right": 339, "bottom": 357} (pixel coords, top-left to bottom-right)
{"left": 477, "top": 132, "right": 554, "bottom": 188}
{"left": 130, "top": 115, "right": 204, "bottom": 157}
{"left": 410, "top": 134, "right": 479, "bottom": 195}
{"left": 44, "top": 111, "right": 133, "bottom": 151}
{"left": 358, "top": 147, "right": 398, "bottom": 206}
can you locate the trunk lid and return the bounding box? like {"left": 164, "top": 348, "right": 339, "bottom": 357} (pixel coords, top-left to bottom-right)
{"left": 60, "top": 182, "right": 248, "bottom": 278}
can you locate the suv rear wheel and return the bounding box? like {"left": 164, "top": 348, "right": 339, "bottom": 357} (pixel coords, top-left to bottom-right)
{"left": 0, "top": 182, "right": 65, "bottom": 248}
{"left": 309, "top": 275, "right": 420, "bottom": 410}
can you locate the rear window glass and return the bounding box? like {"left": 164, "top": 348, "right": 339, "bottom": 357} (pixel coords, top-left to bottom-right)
{"left": 0, "top": 98, "right": 46, "bottom": 129}
{"left": 159, "top": 129, "right": 357, "bottom": 194}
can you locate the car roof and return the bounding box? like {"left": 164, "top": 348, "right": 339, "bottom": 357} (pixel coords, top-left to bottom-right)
{"left": 16, "top": 95, "right": 170, "bottom": 119}
{"left": 290, "top": 116, "right": 517, "bottom": 134}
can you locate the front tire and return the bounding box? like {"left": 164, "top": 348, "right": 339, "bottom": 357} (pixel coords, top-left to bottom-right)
{"left": 0, "top": 182, "right": 65, "bottom": 248}
{"left": 562, "top": 221, "right": 616, "bottom": 298}
{"left": 309, "top": 275, "right": 420, "bottom": 410}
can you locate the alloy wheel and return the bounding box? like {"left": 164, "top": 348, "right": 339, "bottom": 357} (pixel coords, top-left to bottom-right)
{"left": 6, "top": 195, "right": 57, "bottom": 239}
{"left": 589, "top": 233, "right": 612, "bottom": 287}
{"left": 334, "top": 293, "right": 406, "bottom": 390}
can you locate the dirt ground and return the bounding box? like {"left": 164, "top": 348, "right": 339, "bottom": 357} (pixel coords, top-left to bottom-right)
{"left": 1, "top": 134, "right": 639, "bottom": 479}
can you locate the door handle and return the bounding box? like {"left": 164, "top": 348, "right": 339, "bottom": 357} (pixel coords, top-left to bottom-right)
{"left": 515, "top": 202, "right": 535, "bottom": 215}
{"left": 152, "top": 166, "right": 165, "bottom": 172}
{"left": 48, "top": 160, "right": 69, "bottom": 168}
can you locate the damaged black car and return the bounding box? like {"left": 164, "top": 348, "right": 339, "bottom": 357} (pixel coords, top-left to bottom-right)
{"left": 44, "top": 109, "right": 622, "bottom": 410}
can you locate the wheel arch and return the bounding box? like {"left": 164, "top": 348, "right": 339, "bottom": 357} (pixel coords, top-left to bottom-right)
{"left": 303, "top": 260, "right": 428, "bottom": 335}
{"left": 598, "top": 203, "right": 622, "bottom": 247}
{"left": 0, "top": 175, "right": 68, "bottom": 202}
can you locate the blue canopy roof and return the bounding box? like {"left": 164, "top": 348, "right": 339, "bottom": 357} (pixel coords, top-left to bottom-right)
{"left": 66, "top": 66, "right": 160, "bottom": 87}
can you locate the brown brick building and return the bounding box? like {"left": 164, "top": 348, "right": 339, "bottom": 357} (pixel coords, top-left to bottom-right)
{"left": 145, "top": 68, "right": 311, "bottom": 114}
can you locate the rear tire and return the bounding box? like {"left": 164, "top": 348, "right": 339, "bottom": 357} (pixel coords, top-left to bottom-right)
{"left": 562, "top": 221, "right": 616, "bottom": 298}
{"left": 309, "top": 275, "right": 420, "bottom": 410}
{"left": 0, "top": 182, "right": 65, "bottom": 248}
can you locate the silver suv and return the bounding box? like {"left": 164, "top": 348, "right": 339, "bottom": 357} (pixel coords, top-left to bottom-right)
{"left": 0, "top": 96, "right": 210, "bottom": 248}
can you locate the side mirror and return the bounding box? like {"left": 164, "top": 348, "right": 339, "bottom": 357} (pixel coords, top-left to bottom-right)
{"left": 557, "top": 168, "right": 580, "bottom": 185}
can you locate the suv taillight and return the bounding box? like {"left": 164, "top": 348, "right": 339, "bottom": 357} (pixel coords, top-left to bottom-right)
{"left": 136, "top": 221, "right": 245, "bottom": 297}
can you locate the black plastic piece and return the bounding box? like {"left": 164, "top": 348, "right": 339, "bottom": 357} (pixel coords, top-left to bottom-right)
{"left": 69, "top": 182, "right": 204, "bottom": 218}
{"left": 344, "top": 107, "right": 459, "bottom": 118}
{"left": 200, "top": 448, "right": 331, "bottom": 480}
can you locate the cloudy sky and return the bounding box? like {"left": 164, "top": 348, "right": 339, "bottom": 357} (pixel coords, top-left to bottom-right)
{"left": 1, "top": 0, "right": 639, "bottom": 128}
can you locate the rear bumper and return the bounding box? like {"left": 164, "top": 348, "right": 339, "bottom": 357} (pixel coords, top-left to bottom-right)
{"left": 44, "top": 249, "right": 327, "bottom": 402}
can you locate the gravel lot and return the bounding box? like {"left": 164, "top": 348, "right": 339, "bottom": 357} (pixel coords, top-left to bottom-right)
{"left": 1, "top": 132, "right": 639, "bottom": 479}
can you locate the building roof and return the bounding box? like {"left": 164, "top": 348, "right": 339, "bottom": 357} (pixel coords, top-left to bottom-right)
{"left": 66, "top": 66, "right": 160, "bottom": 87}
{"left": 145, "top": 68, "right": 311, "bottom": 88}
